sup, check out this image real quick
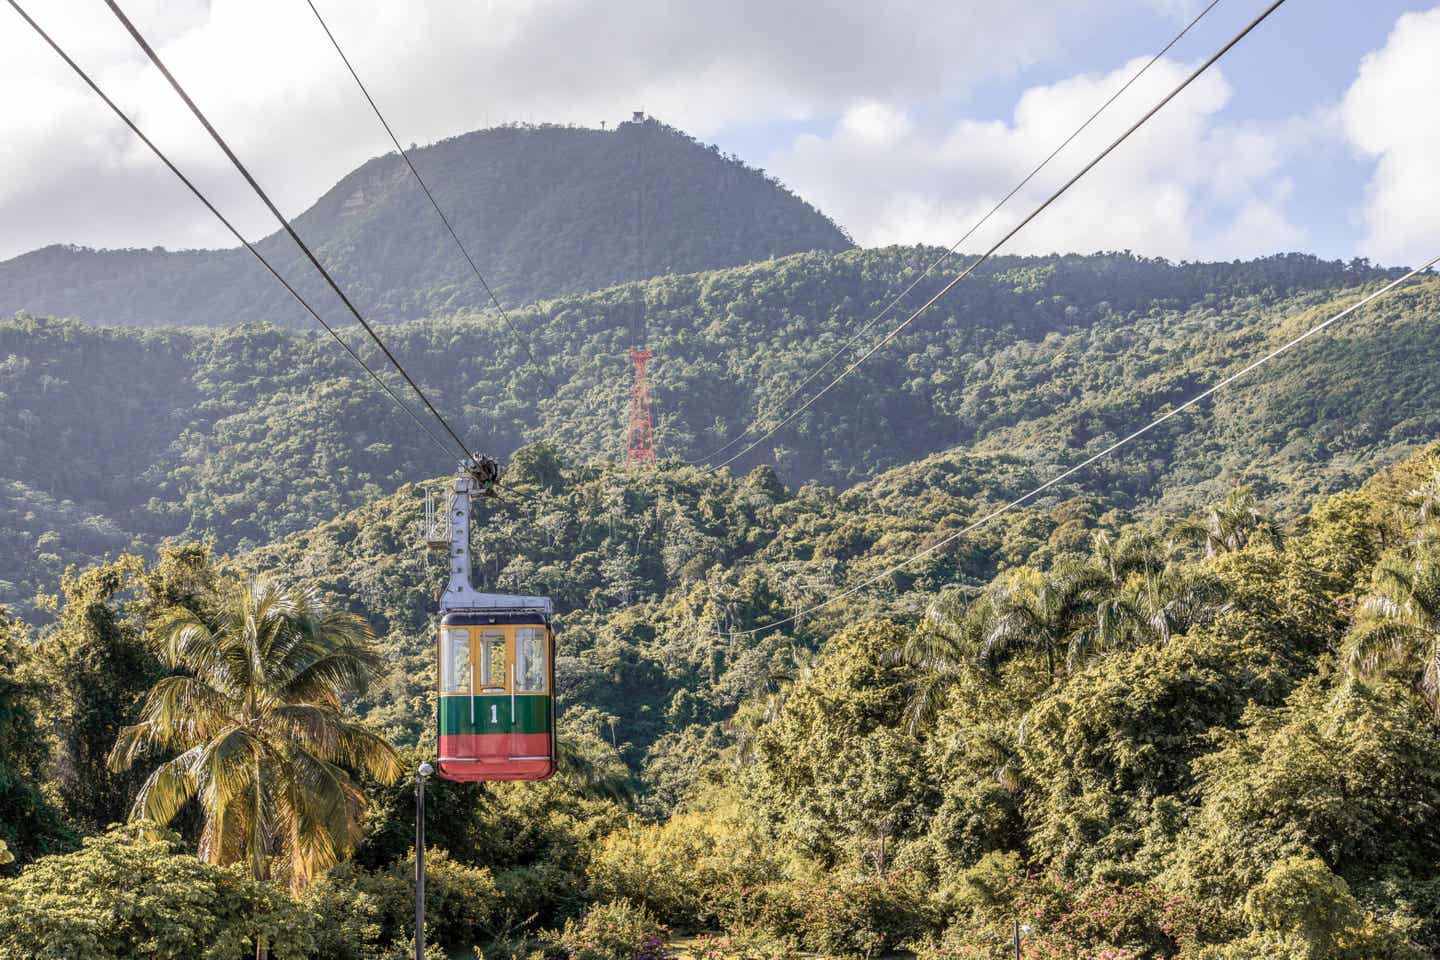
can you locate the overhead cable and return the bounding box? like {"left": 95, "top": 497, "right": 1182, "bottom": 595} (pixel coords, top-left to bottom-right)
{"left": 104, "top": 0, "right": 483, "bottom": 465}
{"left": 6, "top": 0, "right": 463, "bottom": 465}
{"left": 689, "top": 0, "right": 1224, "bottom": 465}
{"left": 729, "top": 255, "right": 1440, "bottom": 636}
{"left": 708, "top": 0, "right": 1287, "bottom": 472}
{"left": 301, "top": 0, "right": 559, "bottom": 401}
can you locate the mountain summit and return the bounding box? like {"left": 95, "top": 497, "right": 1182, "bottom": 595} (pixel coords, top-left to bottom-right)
{"left": 0, "top": 117, "right": 851, "bottom": 327}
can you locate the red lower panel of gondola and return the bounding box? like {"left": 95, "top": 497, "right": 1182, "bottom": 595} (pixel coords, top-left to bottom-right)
{"left": 437, "top": 732, "right": 555, "bottom": 781}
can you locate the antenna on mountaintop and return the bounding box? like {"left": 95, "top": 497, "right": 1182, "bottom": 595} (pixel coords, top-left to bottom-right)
{"left": 626, "top": 111, "right": 656, "bottom": 465}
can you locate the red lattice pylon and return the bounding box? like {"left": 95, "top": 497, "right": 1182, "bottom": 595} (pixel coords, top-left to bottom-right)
{"left": 626, "top": 349, "right": 656, "bottom": 464}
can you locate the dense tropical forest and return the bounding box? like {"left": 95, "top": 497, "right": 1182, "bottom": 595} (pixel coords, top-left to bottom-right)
{"left": 0, "top": 118, "right": 851, "bottom": 328}
{"left": 2, "top": 249, "right": 1434, "bottom": 622}
{"left": 4, "top": 430, "right": 1440, "bottom": 958}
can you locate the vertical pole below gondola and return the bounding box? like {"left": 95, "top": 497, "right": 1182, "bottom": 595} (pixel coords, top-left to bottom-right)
{"left": 416, "top": 762, "right": 432, "bottom": 960}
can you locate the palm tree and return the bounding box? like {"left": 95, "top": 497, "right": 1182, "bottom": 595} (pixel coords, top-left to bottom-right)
{"left": 556, "top": 733, "right": 634, "bottom": 802}
{"left": 967, "top": 725, "right": 1024, "bottom": 795}
{"left": 1345, "top": 550, "right": 1440, "bottom": 714}
{"left": 889, "top": 588, "right": 992, "bottom": 731}
{"left": 1091, "top": 568, "right": 1229, "bottom": 657}
{"left": 982, "top": 562, "right": 1104, "bottom": 680}
{"left": 1180, "top": 486, "right": 1280, "bottom": 557}
{"left": 109, "top": 579, "right": 401, "bottom": 898}
{"left": 1088, "top": 529, "right": 1166, "bottom": 584}
{"left": 1405, "top": 462, "right": 1440, "bottom": 541}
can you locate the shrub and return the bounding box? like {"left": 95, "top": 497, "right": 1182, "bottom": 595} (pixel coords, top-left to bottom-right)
{"left": 921, "top": 868, "right": 1212, "bottom": 960}
{"left": 587, "top": 795, "right": 781, "bottom": 930}
{"left": 546, "top": 899, "right": 674, "bottom": 960}
{"left": 307, "top": 850, "right": 499, "bottom": 959}
{"left": 1185, "top": 857, "right": 1426, "bottom": 960}
{"left": 1167, "top": 679, "right": 1440, "bottom": 906}
{"left": 0, "top": 828, "right": 313, "bottom": 960}
{"left": 688, "top": 924, "right": 800, "bottom": 960}
{"left": 757, "top": 873, "right": 932, "bottom": 959}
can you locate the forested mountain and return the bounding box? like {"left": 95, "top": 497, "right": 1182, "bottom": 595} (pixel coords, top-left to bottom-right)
{"left": 1, "top": 249, "right": 1431, "bottom": 622}
{"left": 0, "top": 117, "right": 851, "bottom": 328}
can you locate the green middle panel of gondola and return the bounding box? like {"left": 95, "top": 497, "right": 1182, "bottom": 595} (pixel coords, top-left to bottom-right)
{"left": 436, "top": 611, "right": 555, "bottom": 782}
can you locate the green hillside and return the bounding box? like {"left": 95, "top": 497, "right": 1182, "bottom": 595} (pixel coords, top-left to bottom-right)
{"left": 3, "top": 236, "right": 1439, "bottom": 959}
{"left": 0, "top": 118, "right": 851, "bottom": 327}
{"left": 1, "top": 249, "right": 1431, "bottom": 619}
{"left": 6, "top": 428, "right": 1439, "bottom": 958}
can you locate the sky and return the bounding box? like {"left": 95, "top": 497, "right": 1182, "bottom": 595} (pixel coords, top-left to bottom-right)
{"left": 2, "top": 0, "right": 1437, "bottom": 266}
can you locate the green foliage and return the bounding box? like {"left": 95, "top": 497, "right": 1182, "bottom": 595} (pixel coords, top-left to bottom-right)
{"left": 0, "top": 827, "right": 315, "bottom": 960}
{"left": 1245, "top": 857, "right": 1366, "bottom": 948}
{"left": 1344, "top": 546, "right": 1440, "bottom": 712}
{"left": 922, "top": 867, "right": 1209, "bottom": 960}
{"left": 5, "top": 253, "right": 1440, "bottom": 960}
{"left": 1016, "top": 624, "right": 1306, "bottom": 882}
{"left": 545, "top": 899, "right": 673, "bottom": 960}
{"left": 306, "top": 851, "right": 498, "bottom": 959}
{"left": 686, "top": 925, "right": 800, "bottom": 960}
{"left": 37, "top": 556, "right": 162, "bottom": 830}
{"left": 759, "top": 873, "right": 932, "bottom": 959}
{"left": 1189, "top": 857, "right": 1423, "bottom": 960}
{"left": 359, "top": 764, "right": 627, "bottom": 929}
{"left": 587, "top": 790, "right": 782, "bottom": 929}
{"left": 743, "top": 621, "right": 937, "bottom": 867}
{"left": 0, "top": 607, "right": 74, "bottom": 868}
{"left": 3, "top": 255, "right": 1435, "bottom": 625}
{"left": 1166, "top": 677, "right": 1440, "bottom": 907}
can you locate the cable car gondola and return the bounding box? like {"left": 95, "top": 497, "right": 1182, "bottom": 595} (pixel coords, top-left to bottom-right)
{"left": 431, "top": 470, "right": 556, "bottom": 782}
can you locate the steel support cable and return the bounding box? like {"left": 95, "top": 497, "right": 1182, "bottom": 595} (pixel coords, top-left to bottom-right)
{"left": 708, "top": 0, "right": 1286, "bottom": 473}
{"left": 103, "top": 0, "right": 482, "bottom": 466}
{"left": 300, "top": 0, "right": 560, "bottom": 403}
{"left": 6, "top": 0, "right": 463, "bottom": 465}
{"left": 688, "top": 0, "right": 1224, "bottom": 466}
{"left": 728, "top": 255, "right": 1440, "bottom": 637}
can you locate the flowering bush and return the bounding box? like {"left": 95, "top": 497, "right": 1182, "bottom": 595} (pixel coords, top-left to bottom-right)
{"left": 688, "top": 924, "right": 800, "bottom": 960}
{"left": 546, "top": 899, "right": 675, "bottom": 960}
{"left": 919, "top": 869, "right": 1210, "bottom": 959}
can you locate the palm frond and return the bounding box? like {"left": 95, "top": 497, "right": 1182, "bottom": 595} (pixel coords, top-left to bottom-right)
{"left": 277, "top": 647, "right": 384, "bottom": 704}
{"left": 270, "top": 706, "right": 401, "bottom": 783}
{"left": 272, "top": 749, "right": 365, "bottom": 894}
{"left": 1345, "top": 621, "right": 1430, "bottom": 676}
{"left": 157, "top": 613, "right": 227, "bottom": 678}
{"left": 556, "top": 734, "right": 633, "bottom": 802}
{"left": 128, "top": 745, "right": 204, "bottom": 831}
{"left": 902, "top": 672, "right": 956, "bottom": 733}
{"left": 197, "top": 795, "right": 249, "bottom": 865}
{"left": 194, "top": 725, "right": 262, "bottom": 817}
{"left": 1356, "top": 594, "right": 1409, "bottom": 624}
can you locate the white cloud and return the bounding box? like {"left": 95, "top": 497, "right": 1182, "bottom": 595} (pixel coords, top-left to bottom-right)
{"left": 840, "top": 102, "right": 914, "bottom": 145}
{"left": 1341, "top": 6, "right": 1440, "bottom": 268}
{"left": 769, "top": 55, "right": 1311, "bottom": 261}
{"left": 0, "top": 0, "right": 1174, "bottom": 260}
